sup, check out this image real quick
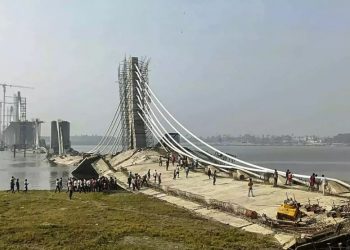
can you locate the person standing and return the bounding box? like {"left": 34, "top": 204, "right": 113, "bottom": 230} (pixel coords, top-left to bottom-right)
{"left": 68, "top": 180, "right": 73, "bottom": 200}
{"left": 55, "top": 178, "right": 60, "bottom": 193}
{"left": 147, "top": 169, "right": 151, "bottom": 181}
{"left": 208, "top": 168, "right": 212, "bottom": 179}
{"left": 153, "top": 170, "right": 158, "bottom": 183}
{"left": 285, "top": 169, "right": 290, "bottom": 185}
{"left": 176, "top": 167, "right": 180, "bottom": 178}
{"left": 10, "top": 176, "right": 15, "bottom": 193}
{"left": 131, "top": 177, "right": 136, "bottom": 191}
{"left": 321, "top": 174, "right": 328, "bottom": 196}
{"left": 159, "top": 156, "right": 162, "bottom": 166}
{"left": 158, "top": 173, "right": 162, "bottom": 185}
{"left": 166, "top": 158, "right": 169, "bottom": 171}
{"left": 24, "top": 179, "right": 29, "bottom": 192}
{"left": 315, "top": 174, "right": 320, "bottom": 191}
{"left": 288, "top": 172, "right": 293, "bottom": 186}
{"left": 173, "top": 169, "right": 176, "bottom": 180}
{"left": 59, "top": 178, "right": 63, "bottom": 191}
{"left": 309, "top": 173, "right": 316, "bottom": 191}
{"left": 16, "top": 178, "right": 20, "bottom": 192}
{"left": 185, "top": 166, "right": 189, "bottom": 178}
{"left": 128, "top": 172, "right": 132, "bottom": 188}
{"left": 213, "top": 170, "right": 217, "bottom": 185}
{"left": 248, "top": 178, "right": 254, "bottom": 197}
{"left": 273, "top": 169, "right": 278, "bottom": 187}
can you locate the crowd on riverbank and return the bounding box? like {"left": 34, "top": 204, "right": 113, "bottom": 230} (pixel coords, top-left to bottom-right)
{"left": 8, "top": 176, "right": 29, "bottom": 193}
{"left": 62, "top": 176, "right": 118, "bottom": 199}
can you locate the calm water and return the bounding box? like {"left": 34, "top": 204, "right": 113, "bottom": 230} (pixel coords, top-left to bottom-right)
{"left": 216, "top": 145, "right": 350, "bottom": 182}
{"left": 0, "top": 145, "right": 350, "bottom": 190}
{"left": 0, "top": 151, "right": 74, "bottom": 190}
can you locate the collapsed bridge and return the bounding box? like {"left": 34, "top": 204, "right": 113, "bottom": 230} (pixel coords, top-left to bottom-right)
{"left": 86, "top": 55, "right": 350, "bottom": 192}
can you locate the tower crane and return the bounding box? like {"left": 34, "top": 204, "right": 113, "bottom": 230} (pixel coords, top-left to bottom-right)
{"left": 0, "top": 83, "right": 34, "bottom": 136}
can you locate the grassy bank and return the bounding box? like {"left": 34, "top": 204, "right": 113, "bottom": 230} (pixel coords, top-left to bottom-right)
{"left": 0, "top": 191, "right": 279, "bottom": 249}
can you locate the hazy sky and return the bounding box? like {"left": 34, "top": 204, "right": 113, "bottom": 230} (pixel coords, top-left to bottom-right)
{"left": 0, "top": 0, "right": 349, "bottom": 137}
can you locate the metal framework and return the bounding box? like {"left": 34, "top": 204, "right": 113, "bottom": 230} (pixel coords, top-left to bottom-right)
{"left": 118, "top": 56, "right": 152, "bottom": 151}
{"left": 89, "top": 56, "right": 152, "bottom": 154}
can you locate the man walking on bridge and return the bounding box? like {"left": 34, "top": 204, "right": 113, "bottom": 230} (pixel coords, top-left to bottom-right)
{"left": 208, "top": 168, "right": 212, "bottom": 179}
{"left": 213, "top": 170, "right": 217, "bottom": 185}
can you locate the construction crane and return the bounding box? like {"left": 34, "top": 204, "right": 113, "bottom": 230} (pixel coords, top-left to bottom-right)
{"left": 0, "top": 83, "right": 34, "bottom": 137}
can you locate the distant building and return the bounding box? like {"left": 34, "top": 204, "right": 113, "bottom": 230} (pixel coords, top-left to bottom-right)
{"left": 51, "top": 120, "right": 71, "bottom": 154}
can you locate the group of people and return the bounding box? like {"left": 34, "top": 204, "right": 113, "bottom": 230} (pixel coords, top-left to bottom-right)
{"left": 309, "top": 173, "right": 328, "bottom": 195}
{"left": 159, "top": 154, "right": 199, "bottom": 171}
{"left": 8, "top": 176, "right": 29, "bottom": 193}
{"left": 127, "top": 169, "right": 163, "bottom": 191}
{"left": 64, "top": 176, "right": 118, "bottom": 199}
{"left": 280, "top": 169, "right": 329, "bottom": 195}
{"left": 126, "top": 153, "right": 200, "bottom": 192}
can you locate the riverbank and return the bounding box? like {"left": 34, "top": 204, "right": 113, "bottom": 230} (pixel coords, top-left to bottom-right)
{"left": 0, "top": 191, "right": 279, "bottom": 249}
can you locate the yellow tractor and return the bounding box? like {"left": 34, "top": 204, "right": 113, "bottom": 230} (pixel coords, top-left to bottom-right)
{"left": 277, "top": 194, "right": 301, "bottom": 221}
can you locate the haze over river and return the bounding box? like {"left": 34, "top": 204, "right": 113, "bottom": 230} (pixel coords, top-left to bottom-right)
{"left": 0, "top": 145, "right": 349, "bottom": 190}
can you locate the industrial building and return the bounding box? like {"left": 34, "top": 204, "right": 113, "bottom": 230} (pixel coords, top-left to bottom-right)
{"left": 51, "top": 120, "right": 71, "bottom": 154}
{"left": 0, "top": 88, "right": 43, "bottom": 149}
{"left": 3, "top": 121, "right": 36, "bottom": 149}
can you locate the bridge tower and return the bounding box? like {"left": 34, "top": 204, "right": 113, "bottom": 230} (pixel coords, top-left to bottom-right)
{"left": 118, "top": 56, "right": 152, "bottom": 151}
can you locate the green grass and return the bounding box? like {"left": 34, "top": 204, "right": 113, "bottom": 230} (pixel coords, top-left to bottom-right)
{"left": 0, "top": 191, "right": 279, "bottom": 250}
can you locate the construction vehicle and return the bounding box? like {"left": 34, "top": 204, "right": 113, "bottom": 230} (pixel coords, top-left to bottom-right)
{"left": 277, "top": 193, "right": 301, "bottom": 221}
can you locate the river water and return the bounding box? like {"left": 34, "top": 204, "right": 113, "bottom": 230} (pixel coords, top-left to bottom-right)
{"left": 0, "top": 145, "right": 349, "bottom": 190}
